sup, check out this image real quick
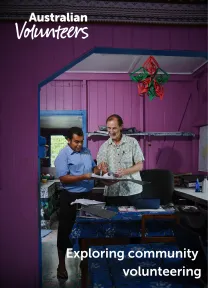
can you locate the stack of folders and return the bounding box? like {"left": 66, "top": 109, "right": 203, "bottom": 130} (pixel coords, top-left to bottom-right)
{"left": 118, "top": 206, "right": 165, "bottom": 212}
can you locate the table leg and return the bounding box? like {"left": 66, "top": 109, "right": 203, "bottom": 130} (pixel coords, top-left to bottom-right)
{"left": 80, "top": 239, "right": 89, "bottom": 288}
{"left": 79, "top": 237, "right": 130, "bottom": 288}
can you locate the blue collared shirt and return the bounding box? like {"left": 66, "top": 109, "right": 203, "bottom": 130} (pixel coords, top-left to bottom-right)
{"left": 55, "top": 145, "right": 96, "bottom": 193}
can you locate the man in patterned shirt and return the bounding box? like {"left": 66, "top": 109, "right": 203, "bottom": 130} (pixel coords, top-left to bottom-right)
{"left": 97, "top": 114, "right": 144, "bottom": 206}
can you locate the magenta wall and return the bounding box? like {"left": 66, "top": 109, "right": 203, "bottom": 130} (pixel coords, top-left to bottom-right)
{"left": 40, "top": 73, "right": 198, "bottom": 174}
{"left": 0, "top": 22, "right": 207, "bottom": 287}
{"left": 144, "top": 79, "right": 195, "bottom": 173}
{"left": 40, "top": 80, "right": 84, "bottom": 110}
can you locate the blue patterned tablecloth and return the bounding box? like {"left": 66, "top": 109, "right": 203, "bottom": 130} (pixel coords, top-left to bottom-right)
{"left": 70, "top": 207, "right": 176, "bottom": 250}
{"left": 88, "top": 243, "right": 201, "bottom": 288}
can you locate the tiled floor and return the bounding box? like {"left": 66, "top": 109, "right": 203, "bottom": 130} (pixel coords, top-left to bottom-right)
{"left": 42, "top": 223, "right": 81, "bottom": 288}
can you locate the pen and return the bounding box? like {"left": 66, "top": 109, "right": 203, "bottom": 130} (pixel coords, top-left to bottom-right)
{"left": 100, "top": 169, "right": 102, "bottom": 176}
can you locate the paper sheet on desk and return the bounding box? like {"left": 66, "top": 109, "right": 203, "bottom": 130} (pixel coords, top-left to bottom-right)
{"left": 70, "top": 199, "right": 105, "bottom": 206}
{"left": 118, "top": 206, "right": 165, "bottom": 212}
{"left": 91, "top": 173, "right": 150, "bottom": 185}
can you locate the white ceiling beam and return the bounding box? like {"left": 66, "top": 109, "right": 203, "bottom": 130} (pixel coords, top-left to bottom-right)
{"left": 65, "top": 54, "right": 207, "bottom": 75}
{"left": 65, "top": 70, "right": 194, "bottom": 75}
{"left": 128, "top": 55, "right": 142, "bottom": 73}
{"left": 192, "top": 60, "right": 208, "bottom": 74}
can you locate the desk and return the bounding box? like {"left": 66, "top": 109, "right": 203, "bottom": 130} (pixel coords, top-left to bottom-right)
{"left": 70, "top": 207, "right": 177, "bottom": 288}
{"left": 174, "top": 188, "right": 208, "bottom": 206}
{"left": 70, "top": 207, "right": 176, "bottom": 250}
{"left": 88, "top": 244, "right": 202, "bottom": 288}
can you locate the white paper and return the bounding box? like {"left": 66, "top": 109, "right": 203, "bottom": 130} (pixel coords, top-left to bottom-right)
{"left": 118, "top": 206, "right": 165, "bottom": 212}
{"left": 91, "top": 173, "right": 149, "bottom": 185}
{"left": 91, "top": 173, "right": 115, "bottom": 180}
{"left": 70, "top": 198, "right": 105, "bottom": 206}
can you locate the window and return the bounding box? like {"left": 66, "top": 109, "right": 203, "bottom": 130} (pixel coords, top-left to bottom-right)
{"left": 50, "top": 135, "right": 67, "bottom": 167}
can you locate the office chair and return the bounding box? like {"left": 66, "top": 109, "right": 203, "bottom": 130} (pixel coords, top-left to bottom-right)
{"left": 140, "top": 169, "right": 174, "bottom": 205}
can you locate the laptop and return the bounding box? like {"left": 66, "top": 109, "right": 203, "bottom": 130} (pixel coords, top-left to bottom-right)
{"left": 132, "top": 198, "right": 161, "bottom": 209}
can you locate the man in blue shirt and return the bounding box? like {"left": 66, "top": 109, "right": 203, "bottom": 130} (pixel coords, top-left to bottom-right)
{"left": 55, "top": 127, "right": 101, "bottom": 280}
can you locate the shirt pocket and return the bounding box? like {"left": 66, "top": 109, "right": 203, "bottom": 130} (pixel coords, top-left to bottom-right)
{"left": 121, "top": 149, "right": 133, "bottom": 167}
{"left": 81, "top": 154, "right": 93, "bottom": 173}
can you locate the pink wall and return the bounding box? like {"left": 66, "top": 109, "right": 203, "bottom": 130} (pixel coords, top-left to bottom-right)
{"left": 144, "top": 80, "right": 195, "bottom": 173}
{"left": 1, "top": 22, "right": 207, "bottom": 287}
{"left": 40, "top": 80, "right": 84, "bottom": 110}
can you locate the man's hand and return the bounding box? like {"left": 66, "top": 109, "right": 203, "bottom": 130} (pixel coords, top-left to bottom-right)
{"left": 60, "top": 173, "right": 92, "bottom": 184}
{"left": 98, "top": 162, "right": 108, "bottom": 174}
{"left": 83, "top": 173, "right": 92, "bottom": 180}
{"left": 115, "top": 168, "right": 127, "bottom": 178}
{"left": 115, "top": 162, "right": 143, "bottom": 177}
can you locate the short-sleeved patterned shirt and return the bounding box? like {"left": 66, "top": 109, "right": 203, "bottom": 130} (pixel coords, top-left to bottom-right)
{"left": 97, "top": 135, "right": 144, "bottom": 196}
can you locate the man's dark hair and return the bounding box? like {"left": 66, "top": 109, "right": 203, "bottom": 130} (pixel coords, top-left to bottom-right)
{"left": 66, "top": 127, "right": 84, "bottom": 140}
{"left": 106, "top": 114, "right": 123, "bottom": 127}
